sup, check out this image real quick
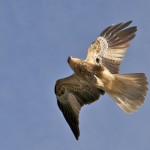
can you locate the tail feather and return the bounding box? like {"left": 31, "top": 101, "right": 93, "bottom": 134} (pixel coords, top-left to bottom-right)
{"left": 106, "top": 73, "right": 148, "bottom": 113}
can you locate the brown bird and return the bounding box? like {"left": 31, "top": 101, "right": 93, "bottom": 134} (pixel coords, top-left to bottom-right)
{"left": 55, "top": 21, "right": 148, "bottom": 140}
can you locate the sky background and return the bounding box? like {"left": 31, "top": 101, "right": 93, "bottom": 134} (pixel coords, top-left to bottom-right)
{"left": 0, "top": 0, "right": 150, "bottom": 150}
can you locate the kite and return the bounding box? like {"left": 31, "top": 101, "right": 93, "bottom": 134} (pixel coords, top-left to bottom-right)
{"left": 55, "top": 21, "right": 148, "bottom": 140}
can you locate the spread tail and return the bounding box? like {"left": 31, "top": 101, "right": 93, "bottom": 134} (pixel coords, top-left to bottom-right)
{"left": 106, "top": 73, "right": 148, "bottom": 113}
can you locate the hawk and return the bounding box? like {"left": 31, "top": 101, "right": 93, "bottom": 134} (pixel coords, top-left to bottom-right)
{"left": 55, "top": 21, "right": 148, "bottom": 140}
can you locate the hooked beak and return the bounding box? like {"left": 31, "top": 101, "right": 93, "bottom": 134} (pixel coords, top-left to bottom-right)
{"left": 67, "top": 56, "right": 77, "bottom": 64}
{"left": 67, "top": 56, "right": 82, "bottom": 69}
{"left": 67, "top": 56, "right": 72, "bottom": 64}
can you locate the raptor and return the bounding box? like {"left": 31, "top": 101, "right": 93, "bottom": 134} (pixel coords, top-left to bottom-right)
{"left": 55, "top": 21, "right": 148, "bottom": 140}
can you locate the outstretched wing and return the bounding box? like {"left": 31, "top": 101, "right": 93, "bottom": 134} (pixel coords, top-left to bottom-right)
{"left": 55, "top": 74, "right": 104, "bottom": 140}
{"left": 86, "top": 21, "right": 137, "bottom": 73}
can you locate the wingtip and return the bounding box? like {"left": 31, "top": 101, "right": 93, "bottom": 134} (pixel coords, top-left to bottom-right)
{"left": 126, "top": 20, "right": 138, "bottom": 30}
{"left": 122, "top": 20, "right": 132, "bottom": 28}
{"left": 75, "top": 136, "right": 79, "bottom": 140}
{"left": 112, "top": 20, "right": 132, "bottom": 26}
{"left": 127, "top": 20, "right": 132, "bottom": 24}
{"left": 74, "top": 132, "right": 80, "bottom": 140}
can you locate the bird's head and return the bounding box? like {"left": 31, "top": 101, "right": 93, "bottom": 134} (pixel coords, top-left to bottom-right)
{"left": 67, "top": 56, "right": 83, "bottom": 73}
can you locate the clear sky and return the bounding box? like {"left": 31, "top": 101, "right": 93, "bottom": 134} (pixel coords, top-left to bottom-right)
{"left": 0, "top": 0, "right": 150, "bottom": 150}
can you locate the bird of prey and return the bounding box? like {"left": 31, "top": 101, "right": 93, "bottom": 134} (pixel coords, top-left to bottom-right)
{"left": 55, "top": 21, "right": 148, "bottom": 140}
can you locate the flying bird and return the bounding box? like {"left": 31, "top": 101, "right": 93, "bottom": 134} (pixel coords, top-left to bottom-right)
{"left": 55, "top": 21, "right": 148, "bottom": 140}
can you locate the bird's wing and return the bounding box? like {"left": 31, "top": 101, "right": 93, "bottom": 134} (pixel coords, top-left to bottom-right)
{"left": 55, "top": 74, "right": 104, "bottom": 140}
{"left": 86, "top": 21, "right": 137, "bottom": 73}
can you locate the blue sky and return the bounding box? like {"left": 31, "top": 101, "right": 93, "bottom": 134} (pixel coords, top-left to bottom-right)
{"left": 0, "top": 0, "right": 150, "bottom": 150}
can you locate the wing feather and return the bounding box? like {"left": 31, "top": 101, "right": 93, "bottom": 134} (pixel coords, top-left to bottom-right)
{"left": 57, "top": 93, "right": 80, "bottom": 140}
{"left": 55, "top": 74, "right": 104, "bottom": 140}
{"left": 86, "top": 21, "right": 137, "bottom": 73}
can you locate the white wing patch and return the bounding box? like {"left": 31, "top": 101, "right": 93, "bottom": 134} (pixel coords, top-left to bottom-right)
{"left": 97, "top": 36, "right": 108, "bottom": 64}
{"left": 97, "top": 36, "right": 108, "bottom": 53}
{"left": 86, "top": 21, "right": 137, "bottom": 73}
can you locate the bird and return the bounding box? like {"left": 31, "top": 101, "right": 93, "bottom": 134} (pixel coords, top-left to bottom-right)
{"left": 55, "top": 21, "right": 148, "bottom": 140}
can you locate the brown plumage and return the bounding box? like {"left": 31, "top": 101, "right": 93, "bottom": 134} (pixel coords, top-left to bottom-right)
{"left": 55, "top": 21, "right": 148, "bottom": 140}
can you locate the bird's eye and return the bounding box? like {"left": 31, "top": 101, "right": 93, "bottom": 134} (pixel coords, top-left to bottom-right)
{"left": 96, "top": 58, "right": 100, "bottom": 63}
